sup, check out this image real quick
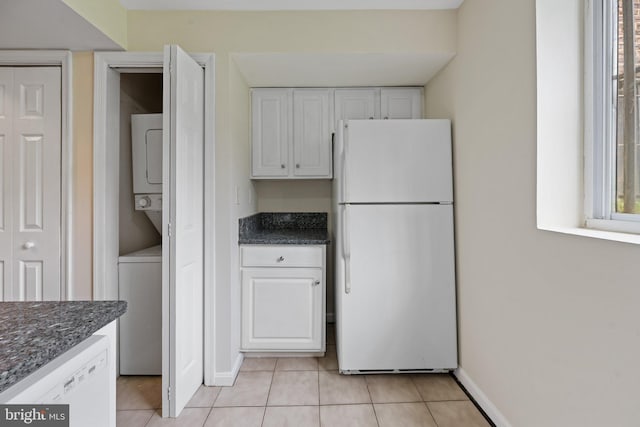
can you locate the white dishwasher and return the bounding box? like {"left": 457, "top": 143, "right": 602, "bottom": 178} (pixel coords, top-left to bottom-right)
{"left": 0, "top": 335, "right": 111, "bottom": 427}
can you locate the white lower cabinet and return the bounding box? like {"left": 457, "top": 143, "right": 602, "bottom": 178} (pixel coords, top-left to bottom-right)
{"left": 241, "top": 245, "right": 325, "bottom": 352}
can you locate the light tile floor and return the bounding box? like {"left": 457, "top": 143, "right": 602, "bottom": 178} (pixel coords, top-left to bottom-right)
{"left": 116, "top": 326, "right": 492, "bottom": 427}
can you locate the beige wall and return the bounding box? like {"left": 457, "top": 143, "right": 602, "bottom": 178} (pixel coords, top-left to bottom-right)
{"left": 124, "top": 9, "right": 457, "bottom": 376}
{"left": 425, "top": 0, "right": 640, "bottom": 425}
{"left": 71, "top": 52, "right": 94, "bottom": 300}
{"left": 227, "top": 58, "right": 256, "bottom": 367}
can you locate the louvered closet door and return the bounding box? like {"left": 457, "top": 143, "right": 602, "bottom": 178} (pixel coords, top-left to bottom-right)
{"left": 0, "top": 67, "right": 61, "bottom": 301}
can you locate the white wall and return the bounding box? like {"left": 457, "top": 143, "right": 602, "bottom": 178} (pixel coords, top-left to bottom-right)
{"left": 425, "top": 0, "right": 640, "bottom": 425}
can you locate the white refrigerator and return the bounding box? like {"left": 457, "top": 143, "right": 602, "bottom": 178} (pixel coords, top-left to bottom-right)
{"left": 333, "top": 119, "right": 458, "bottom": 373}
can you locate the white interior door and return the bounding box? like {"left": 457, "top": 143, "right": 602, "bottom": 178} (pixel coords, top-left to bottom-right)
{"left": 162, "top": 46, "right": 204, "bottom": 417}
{"left": 0, "top": 67, "right": 61, "bottom": 301}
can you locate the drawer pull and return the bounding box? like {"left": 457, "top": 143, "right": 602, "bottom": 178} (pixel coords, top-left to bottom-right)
{"left": 276, "top": 256, "right": 285, "bottom": 262}
{"left": 313, "top": 280, "right": 320, "bottom": 286}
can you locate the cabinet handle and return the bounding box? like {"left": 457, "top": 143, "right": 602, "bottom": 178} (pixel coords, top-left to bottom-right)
{"left": 296, "top": 164, "right": 300, "bottom": 168}
{"left": 281, "top": 164, "right": 285, "bottom": 169}
{"left": 384, "top": 116, "right": 389, "bottom": 120}
{"left": 313, "top": 280, "right": 320, "bottom": 286}
{"left": 368, "top": 117, "right": 374, "bottom": 120}
{"left": 276, "top": 256, "right": 285, "bottom": 262}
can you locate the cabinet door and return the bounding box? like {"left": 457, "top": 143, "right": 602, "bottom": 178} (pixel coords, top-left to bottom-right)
{"left": 380, "top": 88, "right": 423, "bottom": 119}
{"left": 334, "top": 89, "right": 378, "bottom": 130}
{"left": 251, "top": 89, "right": 290, "bottom": 177}
{"left": 293, "top": 89, "right": 332, "bottom": 178}
{"left": 242, "top": 267, "right": 323, "bottom": 351}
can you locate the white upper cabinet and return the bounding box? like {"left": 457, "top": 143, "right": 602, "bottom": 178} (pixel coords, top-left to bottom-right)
{"left": 251, "top": 87, "right": 423, "bottom": 180}
{"left": 334, "top": 87, "right": 423, "bottom": 130}
{"left": 251, "top": 88, "right": 290, "bottom": 177}
{"left": 380, "top": 88, "right": 423, "bottom": 119}
{"left": 252, "top": 88, "right": 332, "bottom": 179}
{"left": 293, "top": 89, "right": 332, "bottom": 178}
{"left": 333, "top": 88, "right": 379, "bottom": 130}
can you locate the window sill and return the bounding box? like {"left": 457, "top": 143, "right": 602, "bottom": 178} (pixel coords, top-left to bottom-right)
{"left": 539, "top": 222, "right": 640, "bottom": 245}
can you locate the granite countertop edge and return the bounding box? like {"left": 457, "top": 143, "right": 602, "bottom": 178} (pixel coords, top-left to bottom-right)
{"left": 239, "top": 236, "right": 330, "bottom": 245}
{"left": 239, "top": 212, "right": 330, "bottom": 245}
{"left": 0, "top": 300, "right": 127, "bottom": 394}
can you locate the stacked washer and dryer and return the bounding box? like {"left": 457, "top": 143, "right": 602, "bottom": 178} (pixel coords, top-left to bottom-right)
{"left": 118, "top": 114, "right": 163, "bottom": 375}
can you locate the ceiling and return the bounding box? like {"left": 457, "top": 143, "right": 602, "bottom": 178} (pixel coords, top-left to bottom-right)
{"left": 0, "top": 0, "right": 457, "bottom": 85}
{"left": 233, "top": 52, "right": 455, "bottom": 87}
{"left": 0, "top": 0, "right": 122, "bottom": 51}
{"left": 120, "top": 0, "right": 463, "bottom": 10}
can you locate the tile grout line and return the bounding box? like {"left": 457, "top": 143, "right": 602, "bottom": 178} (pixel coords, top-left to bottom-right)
{"left": 141, "top": 408, "right": 155, "bottom": 427}
{"left": 317, "top": 367, "right": 322, "bottom": 427}
{"left": 363, "top": 375, "right": 381, "bottom": 427}
{"left": 200, "top": 406, "right": 214, "bottom": 427}
{"left": 211, "top": 380, "right": 222, "bottom": 408}
{"left": 409, "top": 376, "right": 442, "bottom": 427}
{"left": 260, "top": 367, "right": 276, "bottom": 425}
{"left": 423, "top": 401, "right": 442, "bottom": 427}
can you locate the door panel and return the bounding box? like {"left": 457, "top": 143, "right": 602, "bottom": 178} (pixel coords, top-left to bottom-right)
{"left": 1, "top": 67, "right": 60, "bottom": 301}
{"left": 293, "top": 89, "right": 331, "bottom": 177}
{"left": 20, "top": 260, "right": 43, "bottom": 300}
{"left": 251, "top": 89, "right": 289, "bottom": 177}
{"left": 20, "top": 135, "right": 44, "bottom": 230}
{"left": 0, "top": 69, "right": 12, "bottom": 299}
{"left": 162, "top": 45, "right": 204, "bottom": 418}
{"left": 0, "top": 136, "right": 6, "bottom": 231}
{"left": 241, "top": 267, "right": 322, "bottom": 350}
{"left": 334, "top": 89, "right": 378, "bottom": 131}
{"left": 380, "top": 88, "right": 423, "bottom": 119}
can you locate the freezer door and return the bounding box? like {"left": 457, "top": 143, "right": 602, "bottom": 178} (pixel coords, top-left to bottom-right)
{"left": 343, "top": 119, "right": 452, "bottom": 203}
{"left": 335, "top": 204, "right": 457, "bottom": 371}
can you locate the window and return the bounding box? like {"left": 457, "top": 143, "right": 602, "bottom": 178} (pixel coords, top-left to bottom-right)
{"left": 587, "top": 0, "right": 640, "bottom": 231}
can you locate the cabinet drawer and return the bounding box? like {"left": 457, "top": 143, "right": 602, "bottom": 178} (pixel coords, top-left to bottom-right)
{"left": 241, "top": 245, "right": 323, "bottom": 268}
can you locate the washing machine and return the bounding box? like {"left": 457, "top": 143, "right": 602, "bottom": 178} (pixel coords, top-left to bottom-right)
{"left": 118, "top": 245, "right": 162, "bottom": 375}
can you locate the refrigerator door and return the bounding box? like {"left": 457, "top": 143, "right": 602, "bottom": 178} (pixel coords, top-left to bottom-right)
{"left": 340, "top": 119, "right": 452, "bottom": 203}
{"left": 335, "top": 203, "right": 457, "bottom": 372}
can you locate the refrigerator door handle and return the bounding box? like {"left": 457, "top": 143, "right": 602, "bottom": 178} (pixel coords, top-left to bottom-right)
{"left": 343, "top": 204, "right": 351, "bottom": 294}
{"left": 342, "top": 123, "right": 348, "bottom": 202}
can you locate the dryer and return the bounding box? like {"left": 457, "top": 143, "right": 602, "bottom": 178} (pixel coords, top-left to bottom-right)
{"left": 131, "top": 113, "right": 162, "bottom": 233}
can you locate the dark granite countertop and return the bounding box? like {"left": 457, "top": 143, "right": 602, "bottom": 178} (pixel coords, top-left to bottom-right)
{"left": 239, "top": 212, "right": 330, "bottom": 245}
{"left": 0, "top": 301, "right": 127, "bottom": 393}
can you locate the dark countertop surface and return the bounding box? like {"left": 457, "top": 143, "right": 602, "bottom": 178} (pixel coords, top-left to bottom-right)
{"left": 239, "top": 212, "right": 330, "bottom": 245}
{"left": 0, "top": 301, "right": 127, "bottom": 393}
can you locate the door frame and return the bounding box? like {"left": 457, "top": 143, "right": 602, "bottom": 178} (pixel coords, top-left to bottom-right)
{"left": 0, "top": 50, "right": 73, "bottom": 300}
{"left": 92, "top": 51, "right": 216, "bottom": 385}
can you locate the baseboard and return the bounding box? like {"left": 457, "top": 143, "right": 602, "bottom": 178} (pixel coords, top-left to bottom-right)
{"left": 454, "top": 367, "right": 512, "bottom": 427}
{"left": 326, "top": 312, "right": 335, "bottom": 323}
{"left": 212, "top": 353, "right": 244, "bottom": 386}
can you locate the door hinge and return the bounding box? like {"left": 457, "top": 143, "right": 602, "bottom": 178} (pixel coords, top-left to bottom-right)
{"left": 167, "top": 387, "right": 171, "bottom": 401}
{"left": 167, "top": 222, "right": 172, "bottom": 237}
